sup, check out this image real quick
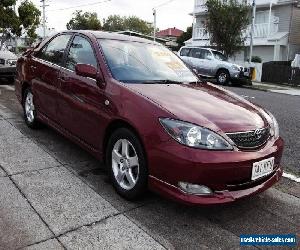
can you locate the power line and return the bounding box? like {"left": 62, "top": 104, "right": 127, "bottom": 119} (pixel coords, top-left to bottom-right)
{"left": 47, "top": 0, "right": 111, "bottom": 12}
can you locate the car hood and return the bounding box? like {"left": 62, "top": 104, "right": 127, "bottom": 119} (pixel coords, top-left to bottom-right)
{"left": 127, "top": 83, "right": 268, "bottom": 133}
{"left": 0, "top": 50, "right": 17, "bottom": 60}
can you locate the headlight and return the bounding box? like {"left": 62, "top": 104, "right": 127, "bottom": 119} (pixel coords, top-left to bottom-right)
{"left": 7, "top": 59, "right": 16, "bottom": 66}
{"left": 269, "top": 113, "right": 279, "bottom": 139}
{"left": 231, "top": 65, "right": 240, "bottom": 71}
{"left": 159, "top": 118, "right": 233, "bottom": 150}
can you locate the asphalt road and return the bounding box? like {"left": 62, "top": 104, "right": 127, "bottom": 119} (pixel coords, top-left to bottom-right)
{"left": 224, "top": 86, "right": 300, "bottom": 176}
{"left": 0, "top": 81, "right": 299, "bottom": 249}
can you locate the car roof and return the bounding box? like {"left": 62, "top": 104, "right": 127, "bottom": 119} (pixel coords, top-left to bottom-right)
{"left": 59, "top": 30, "right": 161, "bottom": 45}
{"left": 180, "top": 46, "right": 220, "bottom": 52}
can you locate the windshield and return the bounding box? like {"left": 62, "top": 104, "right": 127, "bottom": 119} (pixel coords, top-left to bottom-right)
{"left": 212, "top": 51, "right": 227, "bottom": 61}
{"left": 98, "top": 39, "right": 198, "bottom": 83}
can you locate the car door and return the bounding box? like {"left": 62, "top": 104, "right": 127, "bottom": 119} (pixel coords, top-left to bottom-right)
{"left": 31, "top": 34, "right": 72, "bottom": 121}
{"left": 200, "top": 49, "right": 216, "bottom": 77}
{"left": 57, "top": 34, "right": 107, "bottom": 149}
{"left": 179, "top": 48, "right": 191, "bottom": 66}
{"left": 190, "top": 48, "right": 206, "bottom": 76}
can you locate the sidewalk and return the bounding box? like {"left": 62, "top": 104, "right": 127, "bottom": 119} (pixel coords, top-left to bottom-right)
{"left": 251, "top": 81, "right": 300, "bottom": 96}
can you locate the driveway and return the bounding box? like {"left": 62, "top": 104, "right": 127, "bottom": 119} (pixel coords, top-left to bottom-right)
{"left": 0, "top": 83, "right": 299, "bottom": 249}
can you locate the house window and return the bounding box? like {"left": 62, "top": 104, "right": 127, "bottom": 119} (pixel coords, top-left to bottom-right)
{"left": 255, "top": 11, "right": 275, "bottom": 24}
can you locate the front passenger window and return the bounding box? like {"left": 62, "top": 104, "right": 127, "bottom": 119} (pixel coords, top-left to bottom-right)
{"left": 66, "top": 36, "right": 98, "bottom": 71}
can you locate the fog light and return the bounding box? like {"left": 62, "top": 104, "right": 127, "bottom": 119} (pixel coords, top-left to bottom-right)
{"left": 178, "top": 182, "right": 213, "bottom": 195}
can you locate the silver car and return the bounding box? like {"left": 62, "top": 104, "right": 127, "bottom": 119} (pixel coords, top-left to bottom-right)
{"left": 0, "top": 49, "right": 17, "bottom": 83}
{"left": 178, "top": 46, "right": 250, "bottom": 85}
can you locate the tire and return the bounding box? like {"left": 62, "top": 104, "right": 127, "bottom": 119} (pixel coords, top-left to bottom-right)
{"left": 216, "top": 69, "right": 230, "bottom": 85}
{"left": 23, "top": 88, "right": 41, "bottom": 129}
{"left": 106, "top": 128, "right": 148, "bottom": 200}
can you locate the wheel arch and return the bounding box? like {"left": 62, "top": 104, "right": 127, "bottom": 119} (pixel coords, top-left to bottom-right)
{"left": 215, "top": 68, "right": 230, "bottom": 77}
{"left": 102, "top": 119, "right": 148, "bottom": 165}
{"left": 21, "top": 81, "right": 31, "bottom": 104}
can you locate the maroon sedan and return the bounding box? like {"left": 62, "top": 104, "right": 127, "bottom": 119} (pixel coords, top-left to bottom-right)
{"left": 15, "top": 31, "right": 284, "bottom": 205}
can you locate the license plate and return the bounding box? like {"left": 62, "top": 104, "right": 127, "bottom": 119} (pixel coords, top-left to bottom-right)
{"left": 251, "top": 157, "right": 274, "bottom": 180}
{"left": 244, "top": 72, "right": 249, "bottom": 77}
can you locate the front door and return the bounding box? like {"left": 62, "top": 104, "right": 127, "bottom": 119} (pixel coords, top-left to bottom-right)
{"left": 57, "top": 35, "right": 107, "bottom": 149}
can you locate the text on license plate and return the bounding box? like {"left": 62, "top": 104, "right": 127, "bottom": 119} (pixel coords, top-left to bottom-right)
{"left": 251, "top": 157, "right": 274, "bottom": 181}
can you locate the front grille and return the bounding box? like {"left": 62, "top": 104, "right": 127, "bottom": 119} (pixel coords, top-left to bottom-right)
{"left": 226, "top": 127, "right": 270, "bottom": 149}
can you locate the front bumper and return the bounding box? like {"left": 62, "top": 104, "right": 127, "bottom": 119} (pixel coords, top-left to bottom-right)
{"left": 147, "top": 137, "right": 284, "bottom": 205}
{"left": 230, "top": 70, "right": 250, "bottom": 80}
{"left": 0, "top": 66, "right": 16, "bottom": 77}
{"left": 149, "top": 167, "right": 282, "bottom": 205}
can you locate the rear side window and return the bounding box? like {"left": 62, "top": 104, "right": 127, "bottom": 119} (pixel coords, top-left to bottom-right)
{"left": 191, "top": 48, "right": 211, "bottom": 59}
{"left": 180, "top": 48, "right": 190, "bottom": 56}
{"left": 36, "top": 34, "right": 71, "bottom": 65}
{"left": 65, "top": 36, "right": 98, "bottom": 71}
{"left": 190, "top": 48, "right": 202, "bottom": 59}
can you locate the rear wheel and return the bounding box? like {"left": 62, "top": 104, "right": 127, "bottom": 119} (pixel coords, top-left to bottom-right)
{"left": 216, "top": 69, "right": 230, "bottom": 85}
{"left": 23, "top": 88, "right": 41, "bottom": 129}
{"left": 106, "top": 128, "right": 148, "bottom": 200}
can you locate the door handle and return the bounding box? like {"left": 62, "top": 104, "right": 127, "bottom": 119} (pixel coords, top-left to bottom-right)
{"left": 58, "top": 75, "right": 67, "bottom": 82}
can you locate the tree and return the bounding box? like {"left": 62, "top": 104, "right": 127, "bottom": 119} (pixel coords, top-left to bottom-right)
{"left": 103, "top": 15, "right": 154, "bottom": 35}
{"left": 66, "top": 11, "right": 101, "bottom": 30}
{"left": 102, "top": 14, "right": 125, "bottom": 32}
{"left": 0, "top": 0, "right": 41, "bottom": 49}
{"left": 205, "top": 0, "right": 251, "bottom": 57}
{"left": 176, "top": 26, "right": 192, "bottom": 50}
{"left": 123, "top": 16, "right": 153, "bottom": 35}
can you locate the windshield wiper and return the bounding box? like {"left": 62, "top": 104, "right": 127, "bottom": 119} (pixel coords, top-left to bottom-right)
{"left": 140, "top": 79, "right": 183, "bottom": 84}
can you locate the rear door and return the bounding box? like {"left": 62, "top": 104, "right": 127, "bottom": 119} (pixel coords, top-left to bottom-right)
{"left": 31, "top": 34, "right": 72, "bottom": 121}
{"left": 190, "top": 48, "right": 206, "bottom": 76}
{"left": 57, "top": 34, "right": 107, "bottom": 149}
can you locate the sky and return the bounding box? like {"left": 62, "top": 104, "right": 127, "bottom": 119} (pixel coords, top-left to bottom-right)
{"left": 26, "top": 0, "right": 194, "bottom": 33}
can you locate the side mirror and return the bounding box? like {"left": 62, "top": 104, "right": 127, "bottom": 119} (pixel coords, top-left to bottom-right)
{"left": 75, "top": 64, "right": 97, "bottom": 79}
{"left": 75, "top": 64, "right": 105, "bottom": 87}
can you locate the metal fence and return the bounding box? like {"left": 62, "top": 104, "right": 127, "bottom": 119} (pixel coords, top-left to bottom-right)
{"left": 261, "top": 61, "right": 300, "bottom": 86}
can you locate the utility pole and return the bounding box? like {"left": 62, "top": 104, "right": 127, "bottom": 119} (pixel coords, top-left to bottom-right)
{"left": 249, "top": 0, "right": 256, "bottom": 63}
{"left": 41, "top": 0, "right": 49, "bottom": 38}
{"left": 152, "top": 0, "right": 176, "bottom": 41}
{"left": 153, "top": 9, "right": 157, "bottom": 41}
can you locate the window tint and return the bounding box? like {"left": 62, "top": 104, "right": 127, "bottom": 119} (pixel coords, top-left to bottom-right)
{"left": 191, "top": 48, "right": 212, "bottom": 60}
{"left": 66, "top": 36, "right": 98, "bottom": 71}
{"left": 191, "top": 48, "right": 202, "bottom": 59}
{"left": 202, "top": 50, "right": 212, "bottom": 60}
{"left": 180, "top": 48, "right": 190, "bottom": 56}
{"left": 37, "top": 34, "right": 71, "bottom": 65}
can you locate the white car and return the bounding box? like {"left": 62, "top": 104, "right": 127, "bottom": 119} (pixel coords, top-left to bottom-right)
{"left": 178, "top": 46, "right": 250, "bottom": 85}
{"left": 0, "top": 50, "right": 18, "bottom": 83}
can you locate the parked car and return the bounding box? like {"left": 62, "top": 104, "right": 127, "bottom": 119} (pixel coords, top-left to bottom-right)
{"left": 15, "top": 31, "right": 283, "bottom": 205}
{"left": 178, "top": 46, "right": 250, "bottom": 85}
{"left": 0, "top": 49, "right": 17, "bottom": 83}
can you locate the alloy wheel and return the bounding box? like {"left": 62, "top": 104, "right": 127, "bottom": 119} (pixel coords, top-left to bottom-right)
{"left": 111, "top": 139, "right": 140, "bottom": 190}
{"left": 25, "top": 92, "right": 35, "bottom": 123}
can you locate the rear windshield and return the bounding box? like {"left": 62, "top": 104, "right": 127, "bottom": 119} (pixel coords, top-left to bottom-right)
{"left": 98, "top": 39, "right": 197, "bottom": 83}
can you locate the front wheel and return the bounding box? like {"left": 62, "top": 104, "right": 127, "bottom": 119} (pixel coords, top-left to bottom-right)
{"left": 106, "top": 128, "right": 148, "bottom": 200}
{"left": 216, "top": 69, "right": 230, "bottom": 85}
